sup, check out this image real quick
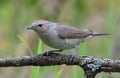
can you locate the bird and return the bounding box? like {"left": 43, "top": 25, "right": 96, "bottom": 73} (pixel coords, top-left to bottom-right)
{"left": 27, "top": 20, "right": 109, "bottom": 56}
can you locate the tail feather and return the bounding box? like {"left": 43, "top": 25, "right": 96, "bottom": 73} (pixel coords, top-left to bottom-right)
{"left": 92, "top": 32, "right": 110, "bottom": 36}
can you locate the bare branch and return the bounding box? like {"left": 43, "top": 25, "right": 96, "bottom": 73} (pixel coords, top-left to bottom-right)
{"left": 0, "top": 53, "right": 120, "bottom": 78}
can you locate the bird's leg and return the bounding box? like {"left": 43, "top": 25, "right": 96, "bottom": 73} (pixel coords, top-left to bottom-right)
{"left": 41, "top": 49, "right": 63, "bottom": 56}
{"left": 70, "top": 46, "right": 80, "bottom": 60}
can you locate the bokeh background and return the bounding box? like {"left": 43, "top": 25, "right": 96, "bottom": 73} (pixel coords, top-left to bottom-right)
{"left": 0, "top": 0, "right": 120, "bottom": 78}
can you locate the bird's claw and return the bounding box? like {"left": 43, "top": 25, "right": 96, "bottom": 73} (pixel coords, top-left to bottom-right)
{"left": 41, "top": 49, "right": 63, "bottom": 56}
{"left": 70, "top": 52, "right": 76, "bottom": 61}
{"left": 41, "top": 50, "right": 54, "bottom": 56}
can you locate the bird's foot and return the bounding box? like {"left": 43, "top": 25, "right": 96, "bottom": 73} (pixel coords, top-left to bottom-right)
{"left": 41, "top": 49, "right": 63, "bottom": 56}
{"left": 69, "top": 46, "right": 80, "bottom": 61}
{"left": 70, "top": 52, "right": 76, "bottom": 61}
{"left": 41, "top": 50, "right": 54, "bottom": 56}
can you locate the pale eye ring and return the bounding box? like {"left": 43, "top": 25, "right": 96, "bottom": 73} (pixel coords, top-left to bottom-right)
{"left": 38, "top": 24, "right": 43, "bottom": 27}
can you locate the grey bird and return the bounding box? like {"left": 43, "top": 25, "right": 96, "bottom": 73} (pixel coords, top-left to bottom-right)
{"left": 27, "top": 20, "right": 109, "bottom": 56}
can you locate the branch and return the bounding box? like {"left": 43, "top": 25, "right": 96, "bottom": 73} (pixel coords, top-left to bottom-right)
{"left": 0, "top": 53, "right": 120, "bottom": 78}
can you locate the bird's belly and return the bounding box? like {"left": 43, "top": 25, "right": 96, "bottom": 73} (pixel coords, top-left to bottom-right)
{"left": 41, "top": 35, "right": 82, "bottom": 49}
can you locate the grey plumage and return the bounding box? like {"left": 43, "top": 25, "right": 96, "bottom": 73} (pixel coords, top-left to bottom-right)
{"left": 27, "top": 20, "right": 109, "bottom": 53}
{"left": 56, "top": 23, "right": 109, "bottom": 39}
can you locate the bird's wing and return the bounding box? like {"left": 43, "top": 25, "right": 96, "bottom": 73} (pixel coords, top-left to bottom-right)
{"left": 55, "top": 23, "right": 92, "bottom": 39}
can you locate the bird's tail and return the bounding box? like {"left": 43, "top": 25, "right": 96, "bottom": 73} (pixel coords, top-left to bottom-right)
{"left": 92, "top": 32, "right": 110, "bottom": 36}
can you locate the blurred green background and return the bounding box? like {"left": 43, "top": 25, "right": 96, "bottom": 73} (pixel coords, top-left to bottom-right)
{"left": 0, "top": 0, "right": 120, "bottom": 78}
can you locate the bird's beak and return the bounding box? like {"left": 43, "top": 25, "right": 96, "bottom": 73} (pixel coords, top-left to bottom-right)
{"left": 27, "top": 25, "right": 34, "bottom": 29}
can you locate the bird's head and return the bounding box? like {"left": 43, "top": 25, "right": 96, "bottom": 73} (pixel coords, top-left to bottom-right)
{"left": 27, "top": 20, "right": 50, "bottom": 32}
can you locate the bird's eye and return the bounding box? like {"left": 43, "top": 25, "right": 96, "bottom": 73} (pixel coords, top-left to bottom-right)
{"left": 38, "top": 24, "right": 43, "bottom": 27}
